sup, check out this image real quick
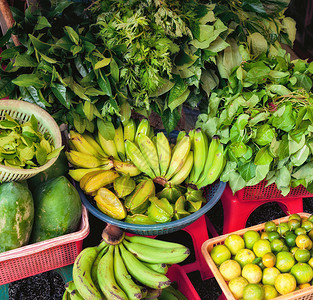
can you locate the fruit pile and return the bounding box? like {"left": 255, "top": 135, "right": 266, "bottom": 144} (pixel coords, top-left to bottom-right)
{"left": 209, "top": 213, "right": 313, "bottom": 300}
{"left": 66, "top": 118, "right": 225, "bottom": 223}
{"left": 63, "top": 233, "right": 190, "bottom": 299}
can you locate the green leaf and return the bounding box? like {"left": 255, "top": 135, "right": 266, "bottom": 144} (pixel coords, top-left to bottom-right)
{"left": 36, "top": 145, "right": 47, "bottom": 166}
{"left": 73, "top": 112, "right": 86, "bottom": 134}
{"left": 168, "top": 88, "right": 190, "bottom": 112}
{"left": 94, "top": 57, "right": 111, "bottom": 70}
{"left": 220, "top": 161, "right": 237, "bottom": 182}
{"left": 0, "top": 78, "right": 15, "bottom": 99}
{"left": 242, "top": 0, "right": 267, "bottom": 15}
{"left": 97, "top": 119, "right": 115, "bottom": 140}
{"left": 238, "top": 161, "right": 256, "bottom": 181}
{"left": 161, "top": 108, "right": 181, "bottom": 134}
{"left": 289, "top": 134, "right": 306, "bottom": 155}
{"left": 110, "top": 58, "right": 119, "bottom": 83}
{"left": 271, "top": 104, "right": 295, "bottom": 132}
{"left": 65, "top": 26, "right": 80, "bottom": 45}
{"left": 246, "top": 165, "right": 270, "bottom": 186}
{"left": 19, "top": 86, "right": 45, "bottom": 109}
{"left": 14, "top": 54, "right": 38, "bottom": 67}
{"left": 228, "top": 172, "right": 246, "bottom": 194}
{"left": 254, "top": 147, "right": 273, "bottom": 165}
{"left": 28, "top": 34, "right": 51, "bottom": 51}
{"left": 12, "top": 74, "right": 44, "bottom": 89}
{"left": 292, "top": 163, "right": 313, "bottom": 180}
{"left": 97, "top": 70, "right": 112, "bottom": 97}
{"left": 38, "top": 51, "right": 58, "bottom": 64}
{"left": 290, "top": 145, "right": 310, "bottom": 167}
{"left": 30, "top": 115, "right": 38, "bottom": 132}
{"left": 51, "top": 83, "right": 70, "bottom": 109}
{"left": 276, "top": 166, "right": 291, "bottom": 189}
{"left": 34, "top": 16, "right": 51, "bottom": 31}
{"left": 229, "top": 142, "right": 247, "bottom": 158}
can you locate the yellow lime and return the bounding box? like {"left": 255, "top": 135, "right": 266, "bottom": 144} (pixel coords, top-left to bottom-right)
{"left": 307, "top": 214, "right": 313, "bottom": 223}
{"left": 263, "top": 284, "right": 278, "bottom": 300}
{"left": 235, "top": 248, "right": 256, "bottom": 268}
{"left": 242, "top": 263, "right": 263, "bottom": 284}
{"left": 224, "top": 234, "right": 245, "bottom": 255}
{"left": 253, "top": 239, "right": 271, "bottom": 257}
{"left": 243, "top": 230, "right": 260, "bottom": 250}
{"left": 290, "top": 262, "right": 313, "bottom": 284}
{"left": 228, "top": 276, "right": 248, "bottom": 299}
{"left": 242, "top": 283, "right": 264, "bottom": 300}
{"left": 262, "top": 252, "right": 276, "bottom": 268}
{"left": 264, "top": 221, "right": 277, "bottom": 232}
{"left": 289, "top": 213, "right": 302, "bottom": 222}
{"left": 295, "top": 227, "right": 307, "bottom": 236}
{"left": 261, "top": 232, "right": 269, "bottom": 240}
{"left": 275, "top": 251, "right": 295, "bottom": 272}
{"left": 299, "top": 283, "right": 311, "bottom": 289}
{"left": 290, "top": 246, "right": 299, "bottom": 255}
{"left": 295, "top": 248, "right": 311, "bottom": 263}
{"left": 288, "top": 218, "right": 301, "bottom": 231}
{"left": 219, "top": 260, "right": 241, "bottom": 281}
{"left": 302, "top": 220, "right": 313, "bottom": 232}
{"left": 275, "top": 273, "right": 297, "bottom": 295}
{"left": 210, "top": 244, "right": 231, "bottom": 265}
{"left": 308, "top": 257, "right": 313, "bottom": 268}
{"left": 262, "top": 267, "right": 280, "bottom": 285}
{"left": 296, "top": 234, "right": 312, "bottom": 249}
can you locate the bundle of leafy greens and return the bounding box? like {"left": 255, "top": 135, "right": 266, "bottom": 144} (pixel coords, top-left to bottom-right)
{"left": 196, "top": 52, "right": 313, "bottom": 195}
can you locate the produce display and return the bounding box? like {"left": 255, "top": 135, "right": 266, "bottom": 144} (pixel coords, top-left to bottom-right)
{"left": 209, "top": 213, "right": 313, "bottom": 299}
{"left": 63, "top": 231, "right": 190, "bottom": 299}
{"left": 67, "top": 117, "right": 225, "bottom": 223}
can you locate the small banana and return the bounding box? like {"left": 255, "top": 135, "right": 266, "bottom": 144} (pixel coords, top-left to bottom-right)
{"left": 79, "top": 170, "right": 104, "bottom": 191}
{"left": 72, "top": 246, "right": 103, "bottom": 300}
{"left": 113, "top": 159, "right": 142, "bottom": 177}
{"left": 98, "top": 131, "right": 119, "bottom": 160}
{"left": 124, "top": 235, "right": 187, "bottom": 249}
{"left": 196, "top": 140, "right": 225, "bottom": 189}
{"left": 83, "top": 169, "right": 119, "bottom": 194}
{"left": 135, "top": 119, "right": 150, "bottom": 145}
{"left": 143, "top": 262, "right": 169, "bottom": 275}
{"left": 65, "top": 281, "right": 84, "bottom": 300}
{"left": 125, "top": 140, "right": 156, "bottom": 179}
{"left": 91, "top": 244, "right": 109, "bottom": 290}
{"left": 66, "top": 150, "right": 106, "bottom": 169}
{"left": 165, "top": 135, "right": 191, "bottom": 180}
{"left": 156, "top": 132, "right": 171, "bottom": 177}
{"left": 119, "top": 243, "right": 171, "bottom": 289}
{"left": 114, "top": 246, "right": 142, "bottom": 300}
{"left": 62, "top": 290, "right": 70, "bottom": 300}
{"left": 122, "top": 239, "right": 190, "bottom": 264}
{"left": 114, "top": 124, "right": 126, "bottom": 160}
{"left": 68, "top": 163, "right": 114, "bottom": 182}
{"left": 97, "top": 245, "right": 128, "bottom": 299}
{"left": 137, "top": 133, "right": 160, "bottom": 177}
{"left": 167, "top": 151, "right": 193, "bottom": 186}
{"left": 82, "top": 132, "right": 107, "bottom": 157}
{"left": 176, "top": 130, "right": 186, "bottom": 144}
{"left": 69, "top": 130, "right": 100, "bottom": 157}
{"left": 144, "top": 288, "right": 162, "bottom": 299}
{"left": 123, "top": 119, "right": 137, "bottom": 143}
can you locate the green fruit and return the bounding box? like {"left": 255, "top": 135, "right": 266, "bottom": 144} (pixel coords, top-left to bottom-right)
{"left": 243, "top": 230, "right": 260, "bottom": 250}
{"left": 0, "top": 182, "right": 34, "bottom": 252}
{"left": 30, "top": 176, "right": 82, "bottom": 243}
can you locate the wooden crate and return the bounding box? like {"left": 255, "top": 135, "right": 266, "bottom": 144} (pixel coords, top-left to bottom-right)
{"left": 201, "top": 213, "right": 313, "bottom": 300}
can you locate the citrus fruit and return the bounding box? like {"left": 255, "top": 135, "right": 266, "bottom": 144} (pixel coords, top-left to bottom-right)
{"left": 299, "top": 283, "right": 311, "bottom": 289}
{"left": 262, "top": 267, "right": 280, "bottom": 285}
{"left": 289, "top": 213, "right": 302, "bottom": 222}
{"left": 235, "top": 248, "right": 256, "bottom": 268}
{"left": 296, "top": 234, "right": 312, "bottom": 249}
{"left": 307, "top": 214, "right": 313, "bottom": 223}
{"left": 295, "top": 248, "right": 311, "bottom": 263}
{"left": 219, "top": 260, "right": 241, "bottom": 281}
{"left": 290, "top": 262, "right": 313, "bottom": 284}
{"left": 243, "top": 230, "right": 260, "bottom": 250}
{"left": 275, "top": 251, "right": 295, "bottom": 272}
{"left": 267, "top": 231, "right": 280, "bottom": 242}
{"left": 302, "top": 220, "right": 313, "bottom": 232}
{"left": 210, "top": 244, "right": 231, "bottom": 265}
{"left": 277, "top": 222, "right": 289, "bottom": 236}
{"left": 290, "top": 246, "right": 299, "bottom": 255}
{"left": 224, "top": 234, "right": 245, "bottom": 255}
{"left": 270, "top": 239, "right": 284, "bottom": 252}
{"left": 308, "top": 257, "right": 313, "bottom": 268}
{"left": 308, "top": 229, "right": 313, "bottom": 240}
{"left": 275, "top": 273, "right": 297, "bottom": 295}
{"left": 288, "top": 218, "right": 301, "bottom": 231}
{"left": 264, "top": 221, "right": 276, "bottom": 232}
{"left": 261, "top": 232, "right": 269, "bottom": 240}
{"left": 262, "top": 252, "right": 276, "bottom": 268}
{"left": 263, "top": 284, "right": 278, "bottom": 300}
{"left": 228, "top": 276, "right": 248, "bottom": 299}
{"left": 242, "top": 283, "right": 264, "bottom": 300}
{"left": 253, "top": 239, "right": 271, "bottom": 257}
{"left": 295, "top": 227, "right": 307, "bottom": 236}
{"left": 241, "top": 263, "right": 263, "bottom": 284}
{"left": 285, "top": 232, "right": 297, "bottom": 247}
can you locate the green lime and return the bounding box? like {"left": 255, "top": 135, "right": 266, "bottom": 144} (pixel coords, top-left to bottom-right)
{"left": 281, "top": 244, "right": 289, "bottom": 252}
{"left": 263, "top": 284, "right": 278, "bottom": 300}
{"left": 235, "top": 248, "right": 256, "bottom": 268}
{"left": 276, "top": 251, "right": 295, "bottom": 272}
{"left": 267, "top": 231, "right": 280, "bottom": 242}
{"left": 270, "top": 239, "right": 284, "bottom": 253}
{"left": 228, "top": 276, "right": 249, "bottom": 299}
{"left": 302, "top": 220, "right": 313, "bottom": 232}
{"left": 290, "top": 246, "right": 299, "bottom": 255}
{"left": 285, "top": 232, "right": 297, "bottom": 247}
{"left": 277, "top": 222, "right": 290, "bottom": 236}
{"left": 224, "top": 234, "right": 245, "bottom": 255}
{"left": 253, "top": 239, "right": 272, "bottom": 257}
{"left": 262, "top": 267, "right": 280, "bottom": 285}
{"left": 210, "top": 244, "right": 231, "bottom": 265}
{"left": 243, "top": 230, "right": 261, "bottom": 250}
{"left": 307, "top": 214, "right": 313, "bottom": 223}
{"left": 295, "top": 227, "right": 307, "bottom": 236}
{"left": 242, "top": 283, "right": 264, "bottom": 300}
{"left": 295, "top": 249, "right": 311, "bottom": 263}
{"left": 290, "top": 262, "right": 313, "bottom": 284}
{"left": 288, "top": 219, "right": 301, "bottom": 231}
{"left": 289, "top": 213, "right": 302, "bottom": 222}
{"left": 275, "top": 273, "right": 297, "bottom": 295}
{"left": 264, "top": 221, "right": 276, "bottom": 232}
{"left": 261, "top": 232, "right": 269, "bottom": 240}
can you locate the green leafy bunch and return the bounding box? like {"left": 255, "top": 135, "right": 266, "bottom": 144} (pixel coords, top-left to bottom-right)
{"left": 197, "top": 51, "right": 313, "bottom": 195}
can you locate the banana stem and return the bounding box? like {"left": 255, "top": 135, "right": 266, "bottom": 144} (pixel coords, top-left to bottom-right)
{"left": 153, "top": 176, "right": 167, "bottom": 187}
{"left": 102, "top": 224, "right": 125, "bottom": 245}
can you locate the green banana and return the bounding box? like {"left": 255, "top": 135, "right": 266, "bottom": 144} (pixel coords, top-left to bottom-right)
{"left": 165, "top": 135, "right": 191, "bottom": 180}
{"left": 114, "top": 246, "right": 142, "bottom": 300}
{"left": 66, "top": 151, "right": 107, "bottom": 169}
{"left": 176, "top": 131, "right": 186, "bottom": 144}
{"left": 82, "top": 132, "right": 107, "bottom": 157}
{"left": 72, "top": 246, "right": 103, "bottom": 300}
{"left": 65, "top": 281, "right": 84, "bottom": 300}
{"left": 125, "top": 235, "right": 186, "bottom": 249}
{"left": 97, "top": 245, "right": 128, "bottom": 299}
{"left": 159, "top": 285, "right": 188, "bottom": 300}
{"left": 122, "top": 239, "right": 190, "bottom": 264}
{"left": 144, "top": 288, "right": 162, "bottom": 299}
{"left": 114, "top": 124, "right": 125, "bottom": 160}
{"left": 143, "top": 262, "right": 169, "bottom": 274}
{"left": 113, "top": 159, "right": 142, "bottom": 177}
{"left": 137, "top": 133, "right": 160, "bottom": 177}
{"left": 156, "top": 132, "right": 171, "bottom": 177}
{"left": 98, "top": 131, "right": 119, "bottom": 160}
{"left": 195, "top": 135, "right": 220, "bottom": 186}
{"left": 119, "top": 243, "right": 171, "bottom": 289}
{"left": 91, "top": 244, "right": 109, "bottom": 290}
{"left": 167, "top": 150, "right": 193, "bottom": 186}
{"left": 123, "top": 119, "right": 137, "bottom": 143}
{"left": 135, "top": 119, "right": 150, "bottom": 145}
{"left": 62, "top": 290, "right": 70, "bottom": 300}
{"left": 125, "top": 140, "right": 156, "bottom": 179}
{"left": 196, "top": 139, "right": 225, "bottom": 189}
{"left": 69, "top": 130, "right": 101, "bottom": 158}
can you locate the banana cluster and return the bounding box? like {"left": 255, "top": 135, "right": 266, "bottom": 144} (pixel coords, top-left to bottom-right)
{"left": 62, "top": 235, "right": 189, "bottom": 300}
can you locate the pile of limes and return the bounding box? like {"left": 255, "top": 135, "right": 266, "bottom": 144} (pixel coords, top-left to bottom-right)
{"left": 210, "top": 213, "right": 313, "bottom": 300}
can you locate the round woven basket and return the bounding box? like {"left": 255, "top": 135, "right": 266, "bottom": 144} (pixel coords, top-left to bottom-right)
{"left": 0, "top": 100, "right": 62, "bottom": 182}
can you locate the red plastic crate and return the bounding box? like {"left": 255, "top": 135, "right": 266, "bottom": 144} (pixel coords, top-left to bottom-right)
{"left": 0, "top": 206, "right": 89, "bottom": 285}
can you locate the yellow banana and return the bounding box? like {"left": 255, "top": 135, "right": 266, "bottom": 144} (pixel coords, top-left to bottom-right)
{"left": 69, "top": 130, "right": 100, "bottom": 157}
{"left": 83, "top": 169, "right": 120, "bottom": 194}
{"left": 79, "top": 170, "right": 104, "bottom": 191}
{"left": 176, "top": 130, "right": 186, "bottom": 144}
{"left": 82, "top": 132, "right": 107, "bottom": 157}
{"left": 125, "top": 140, "right": 156, "bottom": 179}
{"left": 113, "top": 159, "right": 142, "bottom": 177}
{"left": 167, "top": 150, "right": 194, "bottom": 186}
{"left": 165, "top": 135, "right": 191, "bottom": 180}
{"left": 156, "top": 132, "right": 171, "bottom": 177}
{"left": 135, "top": 119, "right": 150, "bottom": 145}
{"left": 65, "top": 150, "right": 106, "bottom": 169}
{"left": 68, "top": 163, "right": 114, "bottom": 181}
{"left": 123, "top": 119, "right": 136, "bottom": 143}
{"left": 137, "top": 133, "right": 160, "bottom": 177}
{"left": 98, "top": 132, "right": 119, "bottom": 160}
{"left": 114, "top": 124, "right": 125, "bottom": 160}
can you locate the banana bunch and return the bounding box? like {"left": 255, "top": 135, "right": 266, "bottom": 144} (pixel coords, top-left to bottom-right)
{"left": 185, "top": 130, "right": 225, "bottom": 190}
{"left": 63, "top": 235, "right": 189, "bottom": 300}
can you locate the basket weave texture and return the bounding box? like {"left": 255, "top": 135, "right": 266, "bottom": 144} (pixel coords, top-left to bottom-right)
{"left": 0, "top": 99, "right": 62, "bottom": 182}
{"left": 202, "top": 213, "right": 313, "bottom": 300}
